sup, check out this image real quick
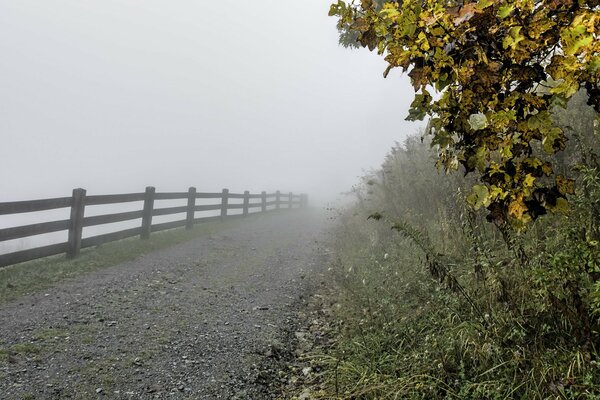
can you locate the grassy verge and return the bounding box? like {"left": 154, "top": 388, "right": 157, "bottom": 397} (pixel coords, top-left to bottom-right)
{"left": 291, "top": 127, "right": 600, "bottom": 398}
{"left": 0, "top": 214, "right": 261, "bottom": 306}
{"left": 294, "top": 204, "right": 600, "bottom": 399}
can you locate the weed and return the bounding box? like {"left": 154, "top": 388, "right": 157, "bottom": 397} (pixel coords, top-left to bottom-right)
{"left": 302, "top": 97, "right": 600, "bottom": 399}
{"left": 34, "top": 328, "right": 69, "bottom": 341}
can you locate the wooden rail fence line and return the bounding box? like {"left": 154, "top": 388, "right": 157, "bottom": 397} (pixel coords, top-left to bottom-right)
{"left": 0, "top": 187, "right": 308, "bottom": 268}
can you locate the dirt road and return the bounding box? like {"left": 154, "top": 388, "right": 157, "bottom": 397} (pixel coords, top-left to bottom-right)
{"left": 0, "top": 210, "right": 328, "bottom": 399}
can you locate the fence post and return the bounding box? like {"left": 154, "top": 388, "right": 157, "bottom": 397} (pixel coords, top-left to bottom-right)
{"left": 288, "top": 192, "right": 293, "bottom": 210}
{"left": 141, "top": 186, "right": 155, "bottom": 239}
{"left": 275, "top": 190, "right": 281, "bottom": 210}
{"left": 186, "top": 187, "right": 196, "bottom": 230}
{"left": 67, "top": 188, "right": 86, "bottom": 259}
{"left": 261, "top": 191, "right": 267, "bottom": 213}
{"left": 220, "top": 188, "right": 229, "bottom": 221}
{"left": 243, "top": 190, "right": 250, "bottom": 217}
{"left": 301, "top": 194, "right": 308, "bottom": 208}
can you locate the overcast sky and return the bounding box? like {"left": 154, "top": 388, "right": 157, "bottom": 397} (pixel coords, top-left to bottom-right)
{"left": 0, "top": 0, "right": 421, "bottom": 205}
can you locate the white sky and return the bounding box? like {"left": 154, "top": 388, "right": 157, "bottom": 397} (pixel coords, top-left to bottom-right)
{"left": 0, "top": 0, "right": 421, "bottom": 205}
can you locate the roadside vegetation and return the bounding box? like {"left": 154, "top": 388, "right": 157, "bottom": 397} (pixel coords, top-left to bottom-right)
{"left": 299, "top": 91, "right": 600, "bottom": 398}
{"left": 0, "top": 216, "right": 256, "bottom": 305}
{"left": 306, "top": 1, "right": 600, "bottom": 398}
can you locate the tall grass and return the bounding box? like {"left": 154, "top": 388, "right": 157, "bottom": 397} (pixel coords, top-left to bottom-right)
{"left": 308, "top": 92, "right": 600, "bottom": 398}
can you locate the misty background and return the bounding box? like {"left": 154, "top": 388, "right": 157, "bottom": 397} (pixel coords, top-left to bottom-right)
{"left": 0, "top": 0, "right": 421, "bottom": 252}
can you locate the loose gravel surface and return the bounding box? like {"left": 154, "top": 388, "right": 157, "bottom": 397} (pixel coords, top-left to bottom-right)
{"left": 0, "top": 210, "right": 329, "bottom": 399}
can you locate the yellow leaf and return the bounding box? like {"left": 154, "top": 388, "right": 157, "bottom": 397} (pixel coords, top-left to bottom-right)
{"left": 556, "top": 175, "right": 575, "bottom": 195}
{"left": 523, "top": 174, "right": 535, "bottom": 188}
{"left": 541, "top": 163, "right": 554, "bottom": 176}
{"left": 417, "top": 31, "right": 430, "bottom": 51}
{"left": 489, "top": 185, "right": 506, "bottom": 201}
{"left": 508, "top": 194, "right": 528, "bottom": 220}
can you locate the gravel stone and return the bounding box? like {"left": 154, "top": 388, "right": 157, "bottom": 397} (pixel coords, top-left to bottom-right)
{"left": 0, "top": 211, "right": 328, "bottom": 399}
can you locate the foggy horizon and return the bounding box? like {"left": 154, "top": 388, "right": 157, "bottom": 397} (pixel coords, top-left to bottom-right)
{"left": 1, "top": 0, "right": 422, "bottom": 206}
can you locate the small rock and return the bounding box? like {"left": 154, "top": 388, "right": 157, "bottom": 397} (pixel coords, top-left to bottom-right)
{"left": 147, "top": 384, "right": 162, "bottom": 393}
{"left": 95, "top": 387, "right": 103, "bottom": 394}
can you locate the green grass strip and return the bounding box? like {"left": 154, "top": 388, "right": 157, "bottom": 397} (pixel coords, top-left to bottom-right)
{"left": 0, "top": 214, "right": 261, "bottom": 306}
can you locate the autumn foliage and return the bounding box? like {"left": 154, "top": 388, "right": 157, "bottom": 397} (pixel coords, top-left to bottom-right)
{"left": 330, "top": 0, "right": 600, "bottom": 226}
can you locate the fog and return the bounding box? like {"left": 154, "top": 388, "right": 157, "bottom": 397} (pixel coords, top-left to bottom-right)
{"left": 1, "top": 0, "right": 424, "bottom": 208}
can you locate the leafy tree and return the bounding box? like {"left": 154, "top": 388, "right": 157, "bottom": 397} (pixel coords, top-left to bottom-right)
{"left": 330, "top": 0, "right": 600, "bottom": 228}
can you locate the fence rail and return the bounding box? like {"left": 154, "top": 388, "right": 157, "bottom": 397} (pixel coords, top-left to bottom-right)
{"left": 0, "top": 187, "right": 308, "bottom": 268}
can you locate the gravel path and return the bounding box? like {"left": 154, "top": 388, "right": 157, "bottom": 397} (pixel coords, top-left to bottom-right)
{"left": 0, "top": 210, "right": 328, "bottom": 399}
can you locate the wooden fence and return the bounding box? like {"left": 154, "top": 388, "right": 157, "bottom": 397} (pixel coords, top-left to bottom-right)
{"left": 0, "top": 187, "right": 308, "bottom": 268}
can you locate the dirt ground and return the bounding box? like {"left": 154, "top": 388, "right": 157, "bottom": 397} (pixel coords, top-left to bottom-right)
{"left": 0, "top": 210, "right": 329, "bottom": 399}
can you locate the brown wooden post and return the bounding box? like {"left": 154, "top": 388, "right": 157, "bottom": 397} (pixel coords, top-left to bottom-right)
{"left": 186, "top": 187, "right": 196, "bottom": 230}
{"left": 220, "top": 188, "right": 229, "bottom": 221}
{"left": 288, "top": 192, "right": 293, "bottom": 210}
{"left": 275, "top": 190, "right": 281, "bottom": 210}
{"left": 141, "top": 186, "right": 155, "bottom": 239}
{"left": 67, "top": 188, "right": 86, "bottom": 259}
{"left": 261, "top": 191, "right": 267, "bottom": 212}
{"left": 243, "top": 190, "right": 250, "bottom": 217}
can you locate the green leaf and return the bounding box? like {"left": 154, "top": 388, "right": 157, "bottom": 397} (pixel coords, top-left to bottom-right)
{"left": 406, "top": 106, "right": 427, "bottom": 121}
{"left": 550, "top": 197, "right": 570, "bottom": 214}
{"left": 476, "top": 0, "right": 495, "bottom": 10}
{"left": 527, "top": 111, "right": 552, "bottom": 132}
{"left": 467, "top": 185, "right": 490, "bottom": 210}
{"left": 328, "top": 1, "right": 346, "bottom": 16}
{"left": 406, "top": 93, "right": 431, "bottom": 121}
{"left": 468, "top": 113, "right": 488, "bottom": 131}
{"left": 503, "top": 26, "right": 525, "bottom": 50}
{"left": 572, "top": 35, "right": 593, "bottom": 54}
{"left": 589, "top": 56, "right": 600, "bottom": 73}
{"left": 542, "top": 127, "right": 564, "bottom": 154}
{"left": 497, "top": 4, "right": 513, "bottom": 19}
